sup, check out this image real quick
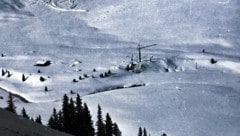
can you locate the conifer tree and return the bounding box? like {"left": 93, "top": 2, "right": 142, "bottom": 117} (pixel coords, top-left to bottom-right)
{"left": 75, "top": 94, "right": 84, "bottom": 136}
{"left": 6, "top": 92, "right": 16, "bottom": 113}
{"left": 35, "top": 115, "right": 42, "bottom": 124}
{"left": 83, "top": 103, "right": 95, "bottom": 136}
{"left": 113, "top": 123, "right": 121, "bottom": 136}
{"left": 62, "top": 94, "right": 71, "bottom": 133}
{"left": 96, "top": 104, "right": 105, "bottom": 136}
{"left": 76, "top": 94, "right": 83, "bottom": 113}
{"left": 138, "top": 127, "right": 143, "bottom": 136}
{"left": 57, "top": 110, "right": 64, "bottom": 131}
{"left": 143, "top": 128, "right": 147, "bottom": 136}
{"left": 48, "top": 116, "right": 54, "bottom": 128}
{"left": 48, "top": 108, "right": 58, "bottom": 129}
{"left": 161, "top": 133, "right": 167, "bottom": 136}
{"left": 21, "top": 107, "right": 29, "bottom": 119}
{"left": 105, "top": 113, "right": 113, "bottom": 136}
{"left": 69, "top": 98, "right": 76, "bottom": 134}
{"left": 53, "top": 108, "right": 58, "bottom": 129}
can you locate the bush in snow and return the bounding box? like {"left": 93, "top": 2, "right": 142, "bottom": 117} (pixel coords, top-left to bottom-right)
{"left": 100, "top": 73, "right": 104, "bottom": 78}
{"left": 210, "top": 58, "right": 217, "bottom": 64}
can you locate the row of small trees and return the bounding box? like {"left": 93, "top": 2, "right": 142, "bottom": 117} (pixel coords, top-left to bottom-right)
{"left": 4, "top": 92, "right": 165, "bottom": 136}
{"left": 48, "top": 94, "right": 121, "bottom": 136}
{"left": 137, "top": 127, "right": 167, "bottom": 136}
{"left": 138, "top": 127, "right": 149, "bottom": 136}
{"left": 5, "top": 92, "right": 43, "bottom": 124}
{"left": 96, "top": 105, "right": 121, "bottom": 136}
{"left": 48, "top": 94, "right": 94, "bottom": 135}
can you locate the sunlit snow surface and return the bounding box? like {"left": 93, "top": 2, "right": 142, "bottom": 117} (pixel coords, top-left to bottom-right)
{"left": 0, "top": 0, "right": 240, "bottom": 136}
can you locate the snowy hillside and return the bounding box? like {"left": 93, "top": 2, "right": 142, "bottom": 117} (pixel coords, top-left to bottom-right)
{"left": 0, "top": 108, "right": 71, "bottom": 136}
{"left": 85, "top": 0, "right": 240, "bottom": 47}
{"left": 0, "top": 0, "right": 240, "bottom": 136}
{"left": 0, "top": 0, "right": 25, "bottom": 12}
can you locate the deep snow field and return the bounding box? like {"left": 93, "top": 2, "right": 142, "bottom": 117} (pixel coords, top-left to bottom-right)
{"left": 0, "top": 0, "right": 240, "bottom": 136}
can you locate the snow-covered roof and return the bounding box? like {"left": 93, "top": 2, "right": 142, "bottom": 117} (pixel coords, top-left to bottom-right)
{"left": 34, "top": 60, "right": 52, "bottom": 67}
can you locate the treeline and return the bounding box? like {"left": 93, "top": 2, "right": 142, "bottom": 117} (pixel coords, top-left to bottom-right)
{"left": 137, "top": 127, "right": 167, "bottom": 136}
{"left": 4, "top": 92, "right": 167, "bottom": 136}
{"left": 48, "top": 94, "right": 95, "bottom": 135}
{"left": 47, "top": 94, "right": 121, "bottom": 136}
{"left": 5, "top": 92, "right": 43, "bottom": 124}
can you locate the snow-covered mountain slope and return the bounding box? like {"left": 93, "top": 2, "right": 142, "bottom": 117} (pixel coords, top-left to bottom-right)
{"left": 44, "top": 0, "right": 86, "bottom": 12}
{"left": 0, "top": 0, "right": 25, "bottom": 12}
{"left": 0, "top": 0, "right": 33, "bottom": 22}
{"left": 0, "top": 0, "right": 240, "bottom": 136}
{"left": 84, "top": 80, "right": 240, "bottom": 136}
{"left": 84, "top": 0, "right": 240, "bottom": 47}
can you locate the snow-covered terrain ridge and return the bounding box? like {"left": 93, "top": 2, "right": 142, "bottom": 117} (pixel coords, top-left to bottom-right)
{"left": 0, "top": 0, "right": 240, "bottom": 136}
{"left": 0, "top": 0, "right": 33, "bottom": 22}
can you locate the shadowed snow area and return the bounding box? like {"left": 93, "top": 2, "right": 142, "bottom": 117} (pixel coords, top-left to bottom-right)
{"left": 0, "top": 0, "right": 25, "bottom": 12}
{"left": 0, "top": 108, "right": 71, "bottom": 136}
{"left": 0, "top": 0, "right": 240, "bottom": 136}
